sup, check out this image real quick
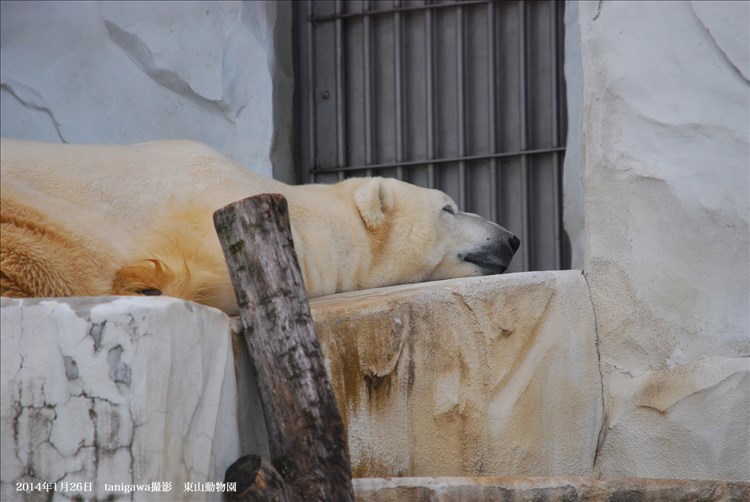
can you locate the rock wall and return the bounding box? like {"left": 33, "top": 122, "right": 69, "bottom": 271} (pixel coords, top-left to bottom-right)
{"left": 0, "top": 297, "right": 240, "bottom": 501}
{"left": 574, "top": 0, "right": 750, "bottom": 481}
{"left": 0, "top": 0, "right": 295, "bottom": 182}
{"left": 309, "top": 272, "right": 602, "bottom": 478}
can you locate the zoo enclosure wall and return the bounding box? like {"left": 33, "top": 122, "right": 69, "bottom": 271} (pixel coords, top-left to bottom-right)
{"left": 296, "top": 0, "right": 569, "bottom": 273}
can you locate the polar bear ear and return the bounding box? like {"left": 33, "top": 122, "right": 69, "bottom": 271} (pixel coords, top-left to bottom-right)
{"left": 354, "top": 177, "right": 394, "bottom": 230}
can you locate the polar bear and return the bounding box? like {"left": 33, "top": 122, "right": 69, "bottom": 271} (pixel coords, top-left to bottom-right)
{"left": 0, "top": 138, "right": 519, "bottom": 315}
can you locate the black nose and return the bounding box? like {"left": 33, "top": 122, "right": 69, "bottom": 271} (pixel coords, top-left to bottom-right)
{"left": 509, "top": 235, "right": 520, "bottom": 253}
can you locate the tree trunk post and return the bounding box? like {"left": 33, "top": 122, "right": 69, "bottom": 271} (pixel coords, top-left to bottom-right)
{"left": 214, "top": 194, "right": 354, "bottom": 502}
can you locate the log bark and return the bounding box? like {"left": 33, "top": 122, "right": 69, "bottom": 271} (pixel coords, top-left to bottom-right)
{"left": 214, "top": 194, "right": 354, "bottom": 502}
{"left": 224, "top": 454, "right": 289, "bottom": 501}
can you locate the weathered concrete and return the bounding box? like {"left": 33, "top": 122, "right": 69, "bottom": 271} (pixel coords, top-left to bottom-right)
{"left": 353, "top": 476, "right": 750, "bottom": 502}
{"left": 0, "top": 297, "right": 240, "bottom": 501}
{"left": 2, "top": 272, "right": 602, "bottom": 497}
{"left": 6, "top": 260, "right": 743, "bottom": 492}
{"left": 0, "top": 1, "right": 295, "bottom": 182}
{"left": 574, "top": 0, "right": 750, "bottom": 481}
{"left": 309, "top": 271, "right": 602, "bottom": 478}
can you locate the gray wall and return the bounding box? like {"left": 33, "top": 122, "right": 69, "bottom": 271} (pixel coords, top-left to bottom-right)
{"left": 562, "top": 1, "right": 585, "bottom": 270}
{"left": 0, "top": 0, "right": 296, "bottom": 182}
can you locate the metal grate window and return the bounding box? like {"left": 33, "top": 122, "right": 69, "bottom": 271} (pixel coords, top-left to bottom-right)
{"left": 296, "top": 0, "right": 568, "bottom": 272}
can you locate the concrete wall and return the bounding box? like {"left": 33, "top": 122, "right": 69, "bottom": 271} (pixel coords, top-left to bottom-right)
{"left": 0, "top": 0, "right": 295, "bottom": 182}
{"left": 572, "top": 0, "right": 749, "bottom": 480}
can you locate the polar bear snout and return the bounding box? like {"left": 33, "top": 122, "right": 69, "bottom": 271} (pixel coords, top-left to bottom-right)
{"left": 444, "top": 211, "right": 521, "bottom": 277}
{"left": 463, "top": 231, "right": 519, "bottom": 275}
{"left": 509, "top": 234, "right": 521, "bottom": 253}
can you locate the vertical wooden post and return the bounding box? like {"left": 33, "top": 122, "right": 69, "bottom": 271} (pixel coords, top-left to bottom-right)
{"left": 214, "top": 194, "right": 354, "bottom": 502}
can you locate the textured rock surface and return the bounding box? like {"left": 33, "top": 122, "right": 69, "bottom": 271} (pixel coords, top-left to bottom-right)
{"left": 1, "top": 273, "right": 604, "bottom": 496}
{"left": 0, "top": 297, "right": 240, "bottom": 501}
{"left": 309, "top": 271, "right": 602, "bottom": 478}
{"left": 575, "top": 1, "right": 750, "bottom": 481}
{"left": 0, "top": 1, "right": 295, "bottom": 181}
{"left": 353, "top": 476, "right": 750, "bottom": 502}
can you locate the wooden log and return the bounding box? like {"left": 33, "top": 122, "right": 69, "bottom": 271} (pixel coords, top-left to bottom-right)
{"left": 214, "top": 194, "right": 355, "bottom": 502}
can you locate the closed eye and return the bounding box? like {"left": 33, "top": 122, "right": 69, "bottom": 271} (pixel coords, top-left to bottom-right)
{"left": 442, "top": 204, "right": 456, "bottom": 215}
{"left": 138, "top": 288, "right": 162, "bottom": 296}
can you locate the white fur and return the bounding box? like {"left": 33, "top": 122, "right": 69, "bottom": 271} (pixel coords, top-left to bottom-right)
{"left": 1, "top": 138, "right": 517, "bottom": 315}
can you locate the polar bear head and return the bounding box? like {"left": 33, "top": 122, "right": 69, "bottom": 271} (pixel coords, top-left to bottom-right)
{"left": 350, "top": 177, "right": 520, "bottom": 289}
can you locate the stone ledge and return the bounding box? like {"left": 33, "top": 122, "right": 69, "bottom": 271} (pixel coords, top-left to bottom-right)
{"left": 307, "top": 271, "right": 602, "bottom": 477}
{"left": 353, "top": 476, "right": 750, "bottom": 502}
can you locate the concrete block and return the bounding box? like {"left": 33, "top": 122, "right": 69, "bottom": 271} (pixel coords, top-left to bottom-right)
{"left": 310, "top": 271, "right": 602, "bottom": 478}
{"left": 0, "top": 297, "right": 240, "bottom": 501}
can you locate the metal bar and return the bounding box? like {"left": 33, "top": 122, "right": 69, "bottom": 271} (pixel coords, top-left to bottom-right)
{"left": 363, "top": 0, "right": 374, "bottom": 177}
{"left": 519, "top": 0, "right": 531, "bottom": 270}
{"left": 394, "top": 0, "right": 405, "bottom": 181}
{"left": 457, "top": 3, "right": 467, "bottom": 210}
{"left": 306, "top": 0, "right": 318, "bottom": 182}
{"left": 487, "top": 0, "right": 498, "bottom": 222}
{"left": 550, "top": 0, "right": 561, "bottom": 269}
{"left": 426, "top": 1, "right": 435, "bottom": 189}
{"left": 310, "top": 0, "right": 490, "bottom": 23}
{"left": 311, "top": 147, "right": 566, "bottom": 174}
{"left": 335, "top": 0, "right": 346, "bottom": 181}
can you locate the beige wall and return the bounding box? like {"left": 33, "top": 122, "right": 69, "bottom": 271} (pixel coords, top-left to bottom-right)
{"left": 575, "top": 0, "right": 749, "bottom": 480}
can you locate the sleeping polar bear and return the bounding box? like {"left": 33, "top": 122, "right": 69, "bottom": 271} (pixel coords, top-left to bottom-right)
{"left": 0, "top": 138, "right": 519, "bottom": 315}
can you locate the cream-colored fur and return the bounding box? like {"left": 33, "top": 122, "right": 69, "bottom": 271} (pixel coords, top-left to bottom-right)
{"left": 1, "top": 196, "right": 114, "bottom": 297}
{"left": 1, "top": 138, "right": 519, "bottom": 315}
